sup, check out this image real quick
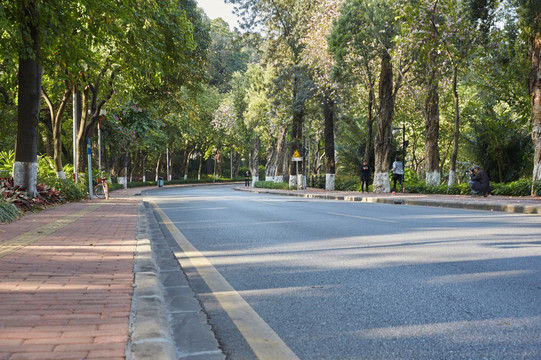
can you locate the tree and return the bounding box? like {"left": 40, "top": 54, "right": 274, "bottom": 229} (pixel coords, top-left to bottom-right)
{"left": 301, "top": 0, "right": 345, "bottom": 190}
{"left": 396, "top": 0, "right": 449, "bottom": 186}
{"left": 515, "top": 0, "right": 541, "bottom": 193}
{"left": 330, "top": 0, "right": 401, "bottom": 192}
{"left": 13, "top": 0, "right": 42, "bottom": 195}
{"left": 227, "top": 0, "right": 316, "bottom": 188}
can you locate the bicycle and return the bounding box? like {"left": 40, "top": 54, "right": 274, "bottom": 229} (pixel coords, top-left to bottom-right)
{"left": 94, "top": 177, "right": 109, "bottom": 199}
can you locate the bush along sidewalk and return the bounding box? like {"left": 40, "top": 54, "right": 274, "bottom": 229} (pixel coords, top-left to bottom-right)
{"left": 0, "top": 201, "right": 22, "bottom": 223}
{"left": 254, "top": 175, "right": 541, "bottom": 197}
{"left": 0, "top": 176, "right": 89, "bottom": 223}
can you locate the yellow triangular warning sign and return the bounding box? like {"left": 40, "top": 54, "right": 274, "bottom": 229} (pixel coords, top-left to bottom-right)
{"left": 292, "top": 150, "right": 301, "bottom": 158}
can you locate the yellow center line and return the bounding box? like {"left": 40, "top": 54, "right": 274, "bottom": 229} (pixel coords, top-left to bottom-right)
{"left": 152, "top": 201, "right": 300, "bottom": 360}
{"left": 0, "top": 204, "right": 103, "bottom": 258}
{"left": 327, "top": 211, "right": 398, "bottom": 223}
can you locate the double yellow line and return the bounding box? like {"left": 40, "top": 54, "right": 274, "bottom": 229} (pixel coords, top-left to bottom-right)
{"left": 152, "top": 201, "right": 300, "bottom": 360}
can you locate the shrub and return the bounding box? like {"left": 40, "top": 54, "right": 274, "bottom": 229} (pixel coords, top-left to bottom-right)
{"left": 534, "top": 180, "right": 541, "bottom": 196}
{"left": 1, "top": 177, "right": 66, "bottom": 212}
{"left": 38, "top": 176, "right": 88, "bottom": 202}
{"left": 0, "top": 201, "right": 22, "bottom": 223}
{"left": 254, "top": 181, "right": 291, "bottom": 190}
{"left": 491, "top": 179, "right": 532, "bottom": 196}
{"left": 335, "top": 176, "right": 361, "bottom": 191}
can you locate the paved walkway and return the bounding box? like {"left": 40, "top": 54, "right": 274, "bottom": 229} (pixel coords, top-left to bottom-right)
{"left": 0, "top": 189, "right": 139, "bottom": 360}
{"left": 1, "top": 184, "right": 540, "bottom": 360}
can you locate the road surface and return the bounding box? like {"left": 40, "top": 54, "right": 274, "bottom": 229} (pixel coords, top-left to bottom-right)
{"left": 146, "top": 184, "right": 541, "bottom": 360}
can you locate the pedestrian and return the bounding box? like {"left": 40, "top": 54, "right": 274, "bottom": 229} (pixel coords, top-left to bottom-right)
{"left": 244, "top": 171, "right": 251, "bottom": 187}
{"left": 392, "top": 156, "right": 404, "bottom": 194}
{"left": 468, "top": 165, "right": 490, "bottom": 196}
{"left": 360, "top": 160, "right": 371, "bottom": 192}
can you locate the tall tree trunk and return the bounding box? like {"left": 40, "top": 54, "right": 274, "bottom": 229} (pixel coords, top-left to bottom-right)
{"left": 155, "top": 153, "right": 162, "bottom": 181}
{"left": 40, "top": 116, "right": 53, "bottom": 157}
{"left": 42, "top": 86, "right": 71, "bottom": 179}
{"left": 250, "top": 134, "right": 260, "bottom": 186}
{"left": 289, "top": 73, "right": 305, "bottom": 188}
{"left": 198, "top": 154, "right": 203, "bottom": 180}
{"left": 184, "top": 149, "right": 194, "bottom": 179}
{"left": 373, "top": 53, "right": 394, "bottom": 193}
{"left": 233, "top": 152, "right": 241, "bottom": 179}
{"left": 216, "top": 150, "right": 222, "bottom": 177}
{"left": 142, "top": 153, "right": 147, "bottom": 182}
{"left": 530, "top": 33, "right": 541, "bottom": 195}
{"left": 181, "top": 140, "right": 189, "bottom": 179}
{"left": 424, "top": 65, "right": 441, "bottom": 186}
{"left": 13, "top": 0, "right": 41, "bottom": 196}
{"left": 76, "top": 63, "right": 115, "bottom": 173}
{"left": 448, "top": 66, "right": 460, "bottom": 187}
{"left": 274, "top": 124, "right": 288, "bottom": 182}
{"left": 324, "top": 93, "right": 336, "bottom": 191}
{"left": 364, "top": 84, "right": 375, "bottom": 165}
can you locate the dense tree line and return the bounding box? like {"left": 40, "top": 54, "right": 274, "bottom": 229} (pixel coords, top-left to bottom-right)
{"left": 1, "top": 0, "right": 539, "bottom": 195}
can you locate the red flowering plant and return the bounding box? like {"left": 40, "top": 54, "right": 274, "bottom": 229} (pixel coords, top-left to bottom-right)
{"left": 1, "top": 177, "right": 65, "bottom": 212}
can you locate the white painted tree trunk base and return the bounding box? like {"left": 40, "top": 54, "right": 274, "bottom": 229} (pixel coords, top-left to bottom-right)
{"left": 251, "top": 176, "right": 259, "bottom": 187}
{"left": 117, "top": 176, "right": 127, "bottom": 189}
{"left": 372, "top": 172, "right": 390, "bottom": 193}
{"left": 297, "top": 175, "right": 306, "bottom": 190}
{"left": 426, "top": 171, "right": 441, "bottom": 187}
{"left": 184, "top": 174, "right": 188, "bottom": 180}
{"left": 13, "top": 161, "right": 38, "bottom": 196}
{"left": 448, "top": 170, "right": 456, "bottom": 187}
{"left": 266, "top": 176, "right": 275, "bottom": 182}
{"left": 289, "top": 175, "right": 297, "bottom": 188}
{"left": 56, "top": 170, "right": 66, "bottom": 180}
{"left": 274, "top": 175, "right": 284, "bottom": 183}
{"left": 533, "top": 163, "right": 541, "bottom": 182}
{"left": 143, "top": 175, "right": 146, "bottom": 182}
{"left": 325, "top": 173, "right": 335, "bottom": 191}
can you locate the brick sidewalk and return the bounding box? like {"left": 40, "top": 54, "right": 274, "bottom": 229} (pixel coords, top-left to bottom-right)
{"left": 0, "top": 191, "right": 140, "bottom": 360}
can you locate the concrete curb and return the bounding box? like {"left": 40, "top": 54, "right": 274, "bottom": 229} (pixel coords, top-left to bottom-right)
{"left": 234, "top": 187, "right": 541, "bottom": 215}
{"left": 126, "top": 202, "right": 177, "bottom": 360}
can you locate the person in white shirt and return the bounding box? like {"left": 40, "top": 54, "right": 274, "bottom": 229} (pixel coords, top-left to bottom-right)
{"left": 392, "top": 156, "right": 404, "bottom": 193}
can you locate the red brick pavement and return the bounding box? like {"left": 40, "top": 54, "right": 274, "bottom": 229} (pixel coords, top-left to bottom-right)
{"left": 0, "top": 190, "right": 140, "bottom": 360}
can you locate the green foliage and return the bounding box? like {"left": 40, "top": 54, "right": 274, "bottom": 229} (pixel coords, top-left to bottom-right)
{"left": 534, "top": 180, "right": 541, "bottom": 196}
{"left": 254, "top": 181, "right": 292, "bottom": 190}
{"left": 0, "top": 201, "right": 22, "bottom": 223}
{"left": 0, "top": 150, "right": 14, "bottom": 174}
{"left": 335, "top": 176, "right": 362, "bottom": 192}
{"left": 490, "top": 179, "right": 532, "bottom": 196}
{"left": 38, "top": 176, "right": 88, "bottom": 202}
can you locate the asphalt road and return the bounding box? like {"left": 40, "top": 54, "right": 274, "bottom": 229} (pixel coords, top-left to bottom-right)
{"left": 147, "top": 184, "right": 541, "bottom": 360}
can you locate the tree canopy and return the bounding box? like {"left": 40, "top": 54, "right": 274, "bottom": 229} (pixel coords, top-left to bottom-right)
{"left": 1, "top": 0, "right": 540, "bottom": 195}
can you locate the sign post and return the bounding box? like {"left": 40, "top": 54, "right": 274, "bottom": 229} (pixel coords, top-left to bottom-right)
{"left": 291, "top": 150, "right": 303, "bottom": 190}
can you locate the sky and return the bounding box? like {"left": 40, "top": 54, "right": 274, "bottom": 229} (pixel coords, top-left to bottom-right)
{"left": 197, "top": 0, "right": 240, "bottom": 30}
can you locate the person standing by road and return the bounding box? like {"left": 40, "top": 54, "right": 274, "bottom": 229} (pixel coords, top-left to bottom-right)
{"left": 468, "top": 165, "right": 490, "bottom": 196}
{"left": 360, "top": 160, "right": 371, "bottom": 192}
{"left": 392, "top": 156, "right": 404, "bottom": 194}
{"left": 244, "top": 171, "right": 251, "bottom": 187}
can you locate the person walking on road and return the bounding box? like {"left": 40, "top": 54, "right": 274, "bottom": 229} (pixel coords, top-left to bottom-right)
{"left": 360, "top": 160, "right": 371, "bottom": 192}
{"left": 392, "top": 156, "right": 404, "bottom": 194}
{"left": 468, "top": 165, "right": 490, "bottom": 196}
{"left": 244, "top": 171, "right": 251, "bottom": 187}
